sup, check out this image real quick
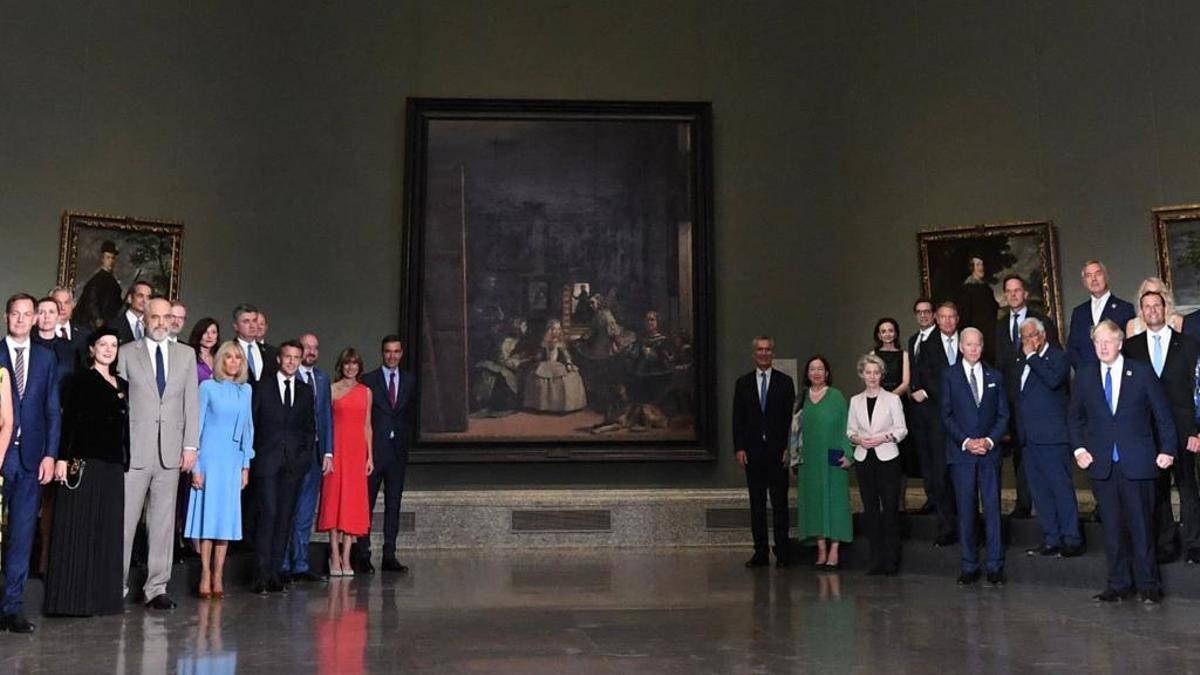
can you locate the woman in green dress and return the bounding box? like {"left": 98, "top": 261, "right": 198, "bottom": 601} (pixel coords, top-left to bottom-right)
{"left": 797, "top": 355, "right": 853, "bottom": 568}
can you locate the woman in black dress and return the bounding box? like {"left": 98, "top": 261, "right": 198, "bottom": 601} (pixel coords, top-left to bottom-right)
{"left": 871, "top": 317, "right": 913, "bottom": 512}
{"left": 43, "top": 327, "right": 127, "bottom": 617}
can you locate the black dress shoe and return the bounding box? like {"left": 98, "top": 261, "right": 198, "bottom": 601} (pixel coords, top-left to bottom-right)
{"left": 911, "top": 501, "right": 934, "bottom": 515}
{"left": 381, "top": 558, "right": 409, "bottom": 573}
{"left": 1, "top": 613, "right": 36, "bottom": 633}
{"left": 1141, "top": 589, "right": 1164, "bottom": 604}
{"left": 1157, "top": 548, "right": 1180, "bottom": 565}
{"left": 775, "top": 558, "right": 791, "bottom": 569}
{"left": 145, "top": 594, "right": 177, "bottom": 610}
{"left": 1093, "top": 588, "right": 1133, "bottom": 602}
{"left": 267, "top": 578, "right": 287, "bottom": 594}
{"left": 1186, "top": 549, "right": 1200, "bottom": 564}
{"left": 986, "top": 571, "right": 1006, "bottom": 586}
{"left": 1025, "top": 545, "right": 1061, "bottom": 557}
{"left": 1060, "top": 544, "right": 1085, "bottom": 558}
{"left": 355, "top": 559, "right": 376, "bottom": 574}
{"left": 251, "top": 581, "right": 269, "bottom": 595}
{"left": 1008, "top": 506, "right": 1032, "bottom": 519}
{"left": 934, "top": 534, "right": 958, "bottom": 547}
{"left": 957, "top": 571, "right": 981, "bottom": 586}
{"left": 295, "top": 570, "right": 326, "bottom": 582}
{"left": 745, "top": 555, "right": 770, "bottom": 568}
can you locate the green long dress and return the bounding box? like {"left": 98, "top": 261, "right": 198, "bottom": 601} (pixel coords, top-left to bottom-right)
{"left": 797, "top": 387, "right": 853, "bottom": 543}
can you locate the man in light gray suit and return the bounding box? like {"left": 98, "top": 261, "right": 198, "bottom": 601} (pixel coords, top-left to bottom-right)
{"left": 118, "top": 296, "right": 199, "bottom": 609}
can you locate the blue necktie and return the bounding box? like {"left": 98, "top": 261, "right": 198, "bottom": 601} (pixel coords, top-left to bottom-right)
{"left": 945, "top": 336, "right": 956, "bottom": 366}
{"left": 1152, "top": 334, "right": 1164, "bottom": 377}
{"left": 247, "top": 344, "right": 257, "bottom": 380}
{"left": 155, "top": 344, "right": 166, "bottom": 397}
{"left": 759, "top": 372, "right": 768, "bottom": 413}
{"left": 1105, "top": 366, "right": 1118, "bottom": 462}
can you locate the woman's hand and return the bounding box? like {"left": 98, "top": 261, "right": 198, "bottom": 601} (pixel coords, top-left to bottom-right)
{"left": 838, "top": 457, "right": 851, "bottom": 469}
{"left": 192, "top": 471, "right": 205, "bottom": 490}
{"left": 366, "top": 458, "right": 374, "bottom": 475}
{"left": 54, "top": 460, "right": 68, "bottom": 483}
{"left": 322, "top": 455, "right": 334, "bottom": 475}
{"left": 241, "top": 469, "right": 249, "bottom": 490}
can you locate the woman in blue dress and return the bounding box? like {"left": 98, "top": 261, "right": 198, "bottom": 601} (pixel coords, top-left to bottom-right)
{"left": 185, "top": 341, "right": 254, "bottom": 599}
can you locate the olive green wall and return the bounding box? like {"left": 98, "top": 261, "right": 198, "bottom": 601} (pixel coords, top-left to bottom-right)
{"left": 2, "top": 1, "right": 1198, "bottom": 488}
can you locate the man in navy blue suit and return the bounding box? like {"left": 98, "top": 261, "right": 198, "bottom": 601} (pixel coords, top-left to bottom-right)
{"left": 282, "top": 333, "right": 335, "bottom": 582}
{"left": 1066, "top": 260, "right": 1136, "bottom": 373}
{"left": 0, "top": 294, "right": 61, "bottom": 633}
{"left": 941, "top": 327, "right": 1009, "bottom": 586}
{"left": 352, "top": 335, "right": 416, "bottom": 574}
{"left": 1069, "top": 320, "right": 1176, "bottom": 604}
{"left": 1014, "top": 317, "right": 1082, "bottom": 557}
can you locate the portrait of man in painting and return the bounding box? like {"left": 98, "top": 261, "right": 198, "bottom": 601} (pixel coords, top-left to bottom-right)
{"left": 407, "top": 102, "right": 712, "bottom": 456}
{"left": 917, "top": 221, "right": 1063, "bottom": 352}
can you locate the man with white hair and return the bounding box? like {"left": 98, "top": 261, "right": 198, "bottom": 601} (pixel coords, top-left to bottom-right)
{"left": 1069, "top": 320, "right": 1176, "bottom": 604}
{"left": 941, "top": 326, "right": 1009, "bottom": 586}
{"left": 1067, "top": 260, "right": 1135, "bottom": 372}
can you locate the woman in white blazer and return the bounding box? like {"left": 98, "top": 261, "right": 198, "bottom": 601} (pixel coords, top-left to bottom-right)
{"left": 847, "top": 353, "right": 908, "bottom": 575}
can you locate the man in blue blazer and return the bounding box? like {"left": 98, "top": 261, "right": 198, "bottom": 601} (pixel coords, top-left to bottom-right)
{"left": 283, "top": 333, "right": 335, "bottom": 582}
{"left": 352, "top": 335, "right": 416, "bottom": 574}
{"left": 1069, "top": 320, "right": 1177, "bottom": 604}
{"left": 1014, "top": 317, "right": 1082, "bottom": 557}
{"left": 1066, "top": 260, "right": 1136, "bottom": 373}
{"left": 941, "top": 327, "right": 1009, "bottom": 586}
{"left": 0, "top": 293, "right": 61, "bottom": 633}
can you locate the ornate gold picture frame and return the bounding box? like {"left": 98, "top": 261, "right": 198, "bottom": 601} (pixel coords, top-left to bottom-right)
{"left": 1152, "top": 204, "right": 1200, "bottom": 313}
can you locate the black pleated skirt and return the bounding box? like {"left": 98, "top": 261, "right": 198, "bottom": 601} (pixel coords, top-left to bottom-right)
{"left": 43, "top": 459, "right": 125, "bottom": 617}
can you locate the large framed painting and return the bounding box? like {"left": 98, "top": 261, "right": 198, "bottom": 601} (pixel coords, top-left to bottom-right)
{"left": 1152, "top": 204, "right": 1200, "bottom": 313}
{"left": 57, "top": 211, "right": 184, "bottom": 329}
{"left": 916, "top": 220, "right": 1063, "bottom": 343}
{"left": 402, "top": 98, "right": 715, "bottom": 462}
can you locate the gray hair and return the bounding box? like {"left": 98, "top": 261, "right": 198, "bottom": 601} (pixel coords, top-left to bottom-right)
{"left": 1020, "top": 317, "right": 1045, "bottom": 335}
{"left": 1081, "top": 259, "right": 1108, "bottom": 277}
{"left": 857, "top": 353, "right": 887, "bottom": 378}
{"left": 48, "top": 286, "right": 73, "bottom": 300}
{"left": 751, "top": 335, "right": 774, "bottom": 350}
{"left": 960, "top": 326, "right": 984, "bottom": 342}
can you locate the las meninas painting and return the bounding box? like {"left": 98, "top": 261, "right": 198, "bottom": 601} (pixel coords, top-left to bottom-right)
{"left": 403, "top": 100, "right": 714, "bottom": 461}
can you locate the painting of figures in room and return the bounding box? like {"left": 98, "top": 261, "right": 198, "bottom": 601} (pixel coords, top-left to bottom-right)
{"left": 404, "top": 100, "right": 714, "bottom": 459}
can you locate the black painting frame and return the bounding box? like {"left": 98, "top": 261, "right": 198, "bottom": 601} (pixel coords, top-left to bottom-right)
{"left": 401, "top": 98, "right": 716, "bottom": 463}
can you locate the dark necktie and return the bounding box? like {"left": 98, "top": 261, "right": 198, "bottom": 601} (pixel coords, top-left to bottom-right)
{"left": 14, "top": 346, "right": 26, "bottom": 398}
{"left": 1011, "top": 313, "right": 1021, "bottom": 345}
{"left": 759, "top": 372, "right": 768, "bottom": 413}
{"left": 388, "top": 371, "right": 398, "bottom": 408}
{"left": 284, "top": 377, "right": 293, "bottom": 408}
{"left": 246, "top": 344, "right": 258, "bottom": 380}
{"left": 155, "top": 344, "right": 166, "bottom": 397}
{"left": 969, "top": 366, "right": 981, "bottom": 406}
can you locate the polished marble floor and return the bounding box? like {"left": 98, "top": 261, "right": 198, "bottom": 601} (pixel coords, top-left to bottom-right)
{"left": 3, "top": 548, "right": 1200, "bottom": 674}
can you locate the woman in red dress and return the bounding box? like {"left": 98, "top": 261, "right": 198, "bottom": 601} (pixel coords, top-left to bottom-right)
{"left": 317, "top": 348, "right": 374, "bottom": 576}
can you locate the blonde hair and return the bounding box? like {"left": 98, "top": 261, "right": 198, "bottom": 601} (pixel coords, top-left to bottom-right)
{"left": 1135, "top": 276, "right": 1177, "bottom": 318}
{"left": 212, "top": 340, "right": 249, "bottom": 384}
{"left": 857, "top": 353, "right": 886, "bottom": 378}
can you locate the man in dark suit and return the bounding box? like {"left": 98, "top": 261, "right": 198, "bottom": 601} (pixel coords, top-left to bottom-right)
{"left": 732, "top": 335, "right": 796, "bottom": 568}
{"left": 31, "top": 296, "right": 76, "bottom": 578}
{"left": 50, "top": 286, "right": 89, "bottom": 369}
{"left": 233, "top": 304, "right": 277, "bottom": 385}
{"left": 106, "top": 280, "right": 153, "bottom": 345}
{"left": 1070, "top": 320, "right": 1177, "bottom": 604}
{"left": 1014, "top": 317, "right": 1083, "bottom": 557}
{"left": 910, "top": 302, "right": 960, "bottom": 545}
{"left": 353, "top": 335, "right": 416, "bottom": 573}
{"left": 941, "top": 327, "right": 1010, "bottom": 585}
{"left": 906, "top": 298, "right": 938, "bottom": 513}
{"left": 1067, "top": 260, "right": 1136, "bottom": 373}
{"left": 75, "top": 239, "right": 124, "bottom": 330}
{"left": 1181, "top": 308, "right": 1200, "bottom": 343}
{"left": 0, "top": 293, "right": 61, "bottom": 633}
{"left": 1121, "top": 290, "right": 1199, "bottom": 564}
{"left": 251, "top": 340, "right": 315, "bottom": 593}
{"left": 282, "top": 333, "right": 335, "bottom": 582}
{"left": 994, "top": 274, "right": 1060, "bottom": 519}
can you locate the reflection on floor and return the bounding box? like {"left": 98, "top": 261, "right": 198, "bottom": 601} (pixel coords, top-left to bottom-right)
{"left": 426, "top": 409, "right": 693, "bottom": 441}
{"left": 4, "top": 548, "right": 1200, "bottom": 673}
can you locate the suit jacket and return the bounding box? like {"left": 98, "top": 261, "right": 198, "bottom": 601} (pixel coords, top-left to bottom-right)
{"left": 106, "top": 312, "right": 141, "bottom": 345}
{"left": 257, "top": 342, "right": 279, "bottom": 383}
{"left": 1122, "top": 328, "right": 1199, "bottom": 449}
{"left": 1014, "top": 345, "right": 1070, "bottom": 446}
{"left": 362, "top": 367, "right": 416, "bottom": 468}
{"left": 913, "top": 331, "right": 957, "bottom": 403}
{"left": 994, "top": 308, "right": 1059, "bottom": 400}
{"left": 0, "top": 339, "right": 61, "bottom": 471}
{"left": 251, "top": 374, "right": 316, "bottom": 476}
{"left": 32, "top": 334, "right": 77, "bottom": 392}
{"left": 846, "top": 390, "right": 908, "bottom": 462}
{"left": 304, "top": 367, "right": 334, "bottom": 460}
{"left": 1068, "top": 358, "right": 1176, "bottom": 480}
{"left": 1067, "top": 295, "right": 1136, "bottom": 371}
{"left": 117, "top": 338, "right": 200, "bottom": 469}
{"left": 940, "top": 361, "right": 1009, "bottom": 465}
{"left": 731, "top": 369, "right": 796, "bottom": 454}
{"left": 1183, "top": 309, "right": 1200, "bottom": 343}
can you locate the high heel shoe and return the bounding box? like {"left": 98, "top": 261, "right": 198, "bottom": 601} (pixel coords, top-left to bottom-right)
{"left": 329, "top": 560, "right": 344, "bottom": 577}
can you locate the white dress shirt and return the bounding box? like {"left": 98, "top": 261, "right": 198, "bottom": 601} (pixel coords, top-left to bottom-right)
{"left": 756, "top": 367, "right": 773, "bottom": 407}
{"left": 1090, "top": 291, "right": 1112, "bottom": 326}
{"left": 1076, "top": 355, "right": 1125, "bottom": 457}
{"left": 126, "top": 309, "right": 143, "bottom": 338}
{"left": 145, "top": 337, "right": 170, "bottom": 381}
{"left": 237, "top": 338, "right": 263, "bottom": 378}
{"left": 1020, "top": 344, "right": 1049, "bottom": 391}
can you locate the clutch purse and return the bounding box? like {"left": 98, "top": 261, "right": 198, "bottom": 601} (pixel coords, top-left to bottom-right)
{"left": 64, "top": 458, "right": 86, "bottom": 490}
{"left": 827, "top": 448, "right": 845, "bottom": 467}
